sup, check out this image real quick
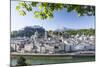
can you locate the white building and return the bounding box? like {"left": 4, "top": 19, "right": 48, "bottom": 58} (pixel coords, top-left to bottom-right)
{"left": 24, "top": 43, "right": 33, "bottom": 52}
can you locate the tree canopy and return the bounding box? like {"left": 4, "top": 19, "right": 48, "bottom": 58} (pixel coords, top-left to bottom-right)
{"left": 16, "top": 56, "right": 27, "bottom": 66}
{"left": 16, "top": 1, "right": 95, "bottom": 20}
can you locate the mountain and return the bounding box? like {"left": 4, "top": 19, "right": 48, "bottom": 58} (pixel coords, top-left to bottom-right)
{"left": 55, "top": 27, "right": 72, "bottom": 32}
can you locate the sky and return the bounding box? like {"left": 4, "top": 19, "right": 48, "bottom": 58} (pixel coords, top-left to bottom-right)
{"left": 11, "top": 1, "right": 95, "bottom": 31}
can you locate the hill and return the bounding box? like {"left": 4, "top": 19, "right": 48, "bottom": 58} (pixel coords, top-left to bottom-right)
{"left": 11, "top": 25, "right": 45, "bottom": 37}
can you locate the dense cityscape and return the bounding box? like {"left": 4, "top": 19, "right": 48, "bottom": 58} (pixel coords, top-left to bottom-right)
{"left": 11, "top": 26, "right": 95, "bottom": 55}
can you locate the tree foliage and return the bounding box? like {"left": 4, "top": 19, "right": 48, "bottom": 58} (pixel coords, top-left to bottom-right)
{"left": 16, "top": 56, "right": 27, "bottom": 66}
{"left": 16, "top": 1, "right": 95, "bottom": 20}
{"left": 53, "top": 28, "right": 95, "bottom": 37}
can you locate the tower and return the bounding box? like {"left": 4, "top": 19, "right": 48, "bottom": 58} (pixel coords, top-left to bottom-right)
{"left": 34, "top": 31, "right": 38, "bottom": 40}
{"left": 30, "top": 31, "right": 39, "bottom": 47}
{"left": 33, "top": 31, "right": 39, "bottom": 44}
{"left": 44, "top": 31, "right": 47, "bottom": 39}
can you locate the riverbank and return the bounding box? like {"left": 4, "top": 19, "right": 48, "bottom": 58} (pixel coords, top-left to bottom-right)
{"left": 11, "top": 52, "right": 95, "bottom": 57}
{"left": 11, "top": 53, "right": 95, "bottom": 66}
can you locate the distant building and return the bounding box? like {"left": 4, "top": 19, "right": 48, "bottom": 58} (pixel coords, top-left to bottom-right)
{"left": 11, "top": 31, "right": 95, "bottom": 54}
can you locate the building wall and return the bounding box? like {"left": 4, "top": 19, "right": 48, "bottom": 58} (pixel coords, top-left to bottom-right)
{"left": 24, "top": 43, "right": 33, "bottom": 52}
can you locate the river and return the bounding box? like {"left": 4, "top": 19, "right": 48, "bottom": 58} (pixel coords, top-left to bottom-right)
{"left": 11, "top": 55, "right": 95, "bottom": 66}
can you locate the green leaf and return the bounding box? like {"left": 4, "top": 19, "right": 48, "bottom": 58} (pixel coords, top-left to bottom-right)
{"left": 39, "top": 5, "right": 43, "bottom": 10}
{"left": 26, "top": 4, "right": 32, "bottom": 11}
{"left": 67, "top": 5, "right": 76, "bottom": 12}
{"left": 16, "top": 5, "right": 20, "bottom": 10}
{"left": 19, "top": 10, "right": 26, "bottom": 16}
{"left": 31, "top": 2, "right": 38, "bottom": 7}
{"left": 19, "top": 2, "right": 26, "bottom": 6}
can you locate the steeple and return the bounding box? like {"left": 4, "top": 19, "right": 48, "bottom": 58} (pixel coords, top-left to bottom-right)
{"left": 30, "top": 31, "right": 38, "bottom": 44}
{"left": 44, "top": 31, "right": 47, "bottom": 39}
{"left": 34, "top": 31, "right": 38, "bottom": 39}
